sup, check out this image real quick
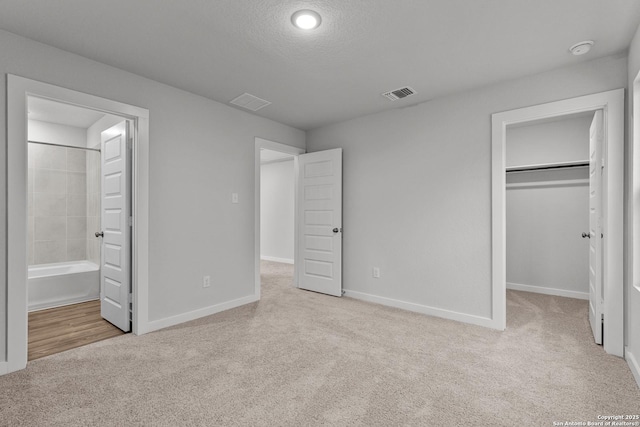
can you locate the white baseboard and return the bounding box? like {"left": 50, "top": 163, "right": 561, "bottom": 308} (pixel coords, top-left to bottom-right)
{"left": 343, "top": 289, "right": 497, "bottom": 329}
{"left": 626, "top": 347, "right": 640, "bottom": 389}
{"left": 260, "top": 256, "right": 294, "bottom": 265}
{"left": 29, "top": 296, "right": 99, "bottom": 312}
{"left": 506, "top": 282, "right": 588, "bottom": 300}
{"left": 143, "top": 294, "right": 259, "bottom": 334}
{"left": 0, "top": 361, "right": 7, "bottom": 376}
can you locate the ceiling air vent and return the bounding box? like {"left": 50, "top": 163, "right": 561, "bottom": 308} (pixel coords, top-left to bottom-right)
{"left": 382, "top": 86, "right": 416, "bottom": 101}
{"left": 230, "top": 93, "right": 272, "bottom": 112}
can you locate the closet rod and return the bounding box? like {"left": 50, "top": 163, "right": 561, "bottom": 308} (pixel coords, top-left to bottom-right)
{"left": 28, "top": 140, "right": 101, "bottom": 152}
{"left": 506, "top": 162, "right": 589, "bottom": 173}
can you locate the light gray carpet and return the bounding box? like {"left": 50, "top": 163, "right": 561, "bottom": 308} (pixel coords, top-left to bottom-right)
{"left": 1, "top": 261, "right": 638, "bottom": 426}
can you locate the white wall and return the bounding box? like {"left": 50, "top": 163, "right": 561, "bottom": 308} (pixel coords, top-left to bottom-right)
{"left": 626, "top": 21, "right": 640, "bottom": 386}
{"left": 260, "top": 159, "right": 294, "bottom": 263}
{"left": 0, "top": 29, "right": 305, "bottom": 364}
{"left": 506, "top": 115, "right": 593, "bottom": 166}
{"left": 28, "top": 120, "right": 87, "bottom": 148}
{"left": 306, "top": 53, "right": 627, "bottom": 324}
{"left": 505, "top": 116, "right": 591, "bottom": 299}
{"left": 506, "top": 169, "right": 589, "bottom": 298}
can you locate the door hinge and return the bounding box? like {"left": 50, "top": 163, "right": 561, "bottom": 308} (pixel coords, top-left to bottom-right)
{"left": 127, "top": 138, "right": 133, "bottom": 151}
{"left": 128, "top": 293, "right": 133, "bottom": 322}
{"left": 128, "top": 216, "right": 133, "bottom": 227}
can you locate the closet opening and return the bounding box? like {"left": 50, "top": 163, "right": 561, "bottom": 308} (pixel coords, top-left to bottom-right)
{"left": 505, "top": 110, "right": 605, "bottom": 354}
{"left": 504, "top": 111, "right": 597, "bottom": 339}
{"left": 505, "top": 112, "right": 594, "bottom": 300}
{"left": 505, "top": 110, "right": 604, "bottom": 344}
{"left": 491, "top": 89, "right": 624, "bottom": 357}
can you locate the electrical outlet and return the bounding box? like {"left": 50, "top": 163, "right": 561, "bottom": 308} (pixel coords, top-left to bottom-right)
{"left": 372, "top": 267, "right": 380, "bottom": 279}
{"left": 203, "top": 275, "right": 211, "bottom": 288}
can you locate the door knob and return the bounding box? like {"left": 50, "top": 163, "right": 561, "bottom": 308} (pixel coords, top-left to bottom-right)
{"left": 581, "top": 232, "right": 590, "bottom": 239}
{"left": 95, "top": 231, "right": 104, "bottom": 238}
{"left": 333, "top": 228, "right": 340, "bottom": 233}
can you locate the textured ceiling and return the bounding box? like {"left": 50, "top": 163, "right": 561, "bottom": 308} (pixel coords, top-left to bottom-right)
{"left": 1, "top": 0, "right": 640, "bottom": 130}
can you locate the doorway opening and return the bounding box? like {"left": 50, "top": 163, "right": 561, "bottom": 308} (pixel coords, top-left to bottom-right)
{"left": 5, "top": 75, "right": 150, "bottom": 375}
{"left": 260, "top": 148, "right": 297, "bottom": 293}
{"left": 254, "top": 138, "right": 304, "bottom": 298}
{"left": 491, "top": 89, "right": 624, "bottom": 357}
{"left": 504, "top": 111, "right": 595, "bottom": 342}
{"left": 26, "top": 97, "right": 129, "bottom": 360}
{"left": 254, "top": 138, "right": 344, "bottom": 301}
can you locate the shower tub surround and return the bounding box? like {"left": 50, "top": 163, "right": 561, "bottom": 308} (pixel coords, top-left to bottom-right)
{"left": 28, "top": 261, "right": 100, "bottom": 311}
{"left": 26, "top": 123, "right": 102, "bottom": 311}
{"left": 28, "top": 141, "right": 100, "bottom": 264}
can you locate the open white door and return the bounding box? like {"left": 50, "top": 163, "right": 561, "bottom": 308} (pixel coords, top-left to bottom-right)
{"left": 99, "top": 121, "right": 132, "bottom": 332}
{"left": 588, "top": 110, "right": 603, "bottom": 344}
{"left": 297, "top": 149, "right": 343, "bottom": 296}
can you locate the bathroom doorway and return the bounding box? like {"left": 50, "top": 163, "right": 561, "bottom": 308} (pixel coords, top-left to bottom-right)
{"left": 26, "top": 97, "right": 129, "bottom": 360}
{"left": 6, "top": 75, "right": 150, "bottom": 374}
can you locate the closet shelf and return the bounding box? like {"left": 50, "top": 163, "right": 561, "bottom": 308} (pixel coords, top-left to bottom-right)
{"left": 506, "top": 160, "right": 589, "bottom": 173}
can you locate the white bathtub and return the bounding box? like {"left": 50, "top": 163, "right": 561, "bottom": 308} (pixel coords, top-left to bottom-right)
{"left": 28, "top": 261, "right": 100, "bottom": 312}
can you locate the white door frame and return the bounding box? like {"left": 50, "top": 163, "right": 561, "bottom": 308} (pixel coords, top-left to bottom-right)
{"left": 254, "top": 138, "right": 305, "bottom": 299}
{"left": 626, "top": 70, "right": 640, "bottom": 386}
{"left": 491, "top": 89, "right": 624, "bottom": 357}
{"left": 4, "top": 75, "right": 150, "bottom": 374}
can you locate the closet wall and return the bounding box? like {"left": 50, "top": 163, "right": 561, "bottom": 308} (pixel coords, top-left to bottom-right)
{"left": 506, "top": 114, "right": 593, "bottom": 299}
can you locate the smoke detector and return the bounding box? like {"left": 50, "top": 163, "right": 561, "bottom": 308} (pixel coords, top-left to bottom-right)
{"left": 382, "top": 86, "right": 416, "bottom": 101}
{"left": 569, "top": 41, "right": 594, "bottom": 56}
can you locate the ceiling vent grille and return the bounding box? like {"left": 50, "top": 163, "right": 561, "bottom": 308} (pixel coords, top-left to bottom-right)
{"left": 230, "top": 93, "right": 272, "bottom": 111}
{"left": 382, "top": 86, "right": 416, "bottom": 101}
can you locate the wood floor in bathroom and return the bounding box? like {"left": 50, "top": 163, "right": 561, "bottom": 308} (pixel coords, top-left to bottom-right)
{"left": 28, "top": 300, "right": 125, "bottom": 361}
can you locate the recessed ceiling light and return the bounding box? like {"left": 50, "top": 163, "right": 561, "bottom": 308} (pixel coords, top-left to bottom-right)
{"left": 569, "top": 40, "right": 594, "bottom": 56}
{"left": 291, "top": 10, "right": 321, "bottom": 30}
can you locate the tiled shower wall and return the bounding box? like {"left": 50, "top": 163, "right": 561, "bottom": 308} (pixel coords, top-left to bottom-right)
{"left": 28, "top": 143, "right": 100, "bottom": 265}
